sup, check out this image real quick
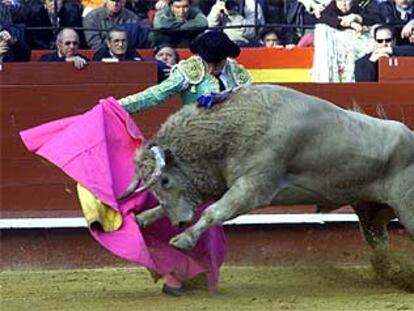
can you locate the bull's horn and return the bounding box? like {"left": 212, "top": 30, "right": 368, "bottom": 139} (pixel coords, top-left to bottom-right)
{"left": 117, "top": 146, "right": 166, "bottom": 201}
{"left": 117, "top": 174, "right": 141, "bottom": 201}
{"left": 151, "top": 145, "right": 166, "bottom": 172}
{"left": 142, "top": 145, "right": 166, "bottom": 187}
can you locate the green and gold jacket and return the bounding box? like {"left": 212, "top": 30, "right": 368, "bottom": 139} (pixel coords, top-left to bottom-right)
{"left": 119, "top": 56, "right": 251, "bottom": 113}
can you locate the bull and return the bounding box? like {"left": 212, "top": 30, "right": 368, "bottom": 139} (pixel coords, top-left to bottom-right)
{"left": 121, "top": 84, "right": 414, "bottom": 263}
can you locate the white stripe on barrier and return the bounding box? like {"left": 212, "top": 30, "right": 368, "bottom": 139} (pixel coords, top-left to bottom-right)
{"left": 0, "top": 214, "right": 360, "bottom": 229}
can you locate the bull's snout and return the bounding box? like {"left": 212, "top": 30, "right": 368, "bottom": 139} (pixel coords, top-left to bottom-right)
{"left": 165, "top": 204, "right": 195, "bottom": 228}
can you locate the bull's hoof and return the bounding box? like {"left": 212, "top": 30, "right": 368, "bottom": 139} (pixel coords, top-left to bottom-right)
{"left": 162, "top": 284, "right": 187, "bottom": 297}
{"left": 169, "top": 233, "right": 195, "bottom": 250}
{"left": 371, "top": 249, "right": 414, "bottom": 292}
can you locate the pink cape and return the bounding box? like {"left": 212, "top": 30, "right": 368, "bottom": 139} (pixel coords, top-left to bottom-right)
{"left": 19, "top": 97, "right": 226, "bottom": 289}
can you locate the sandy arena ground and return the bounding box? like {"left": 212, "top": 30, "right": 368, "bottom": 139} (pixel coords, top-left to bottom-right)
{"left": 2, "top": 265, "right": 414, "bottom": 311}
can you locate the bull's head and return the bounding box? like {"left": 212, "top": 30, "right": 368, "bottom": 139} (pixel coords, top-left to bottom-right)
{"left": 118, "top": 144, "right": 203, "bottom": 227}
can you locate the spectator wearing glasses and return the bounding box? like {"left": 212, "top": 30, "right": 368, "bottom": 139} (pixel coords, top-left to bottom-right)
{"left": 93, "top": 27, "right": 173, "bottom": 82}
{"left": 354, "top": 24, "right": 414, "bottom": 81}
{"left": 39, "top": 28, "right": 89, "bottom": 70}
{"left": 92, "top": 26, "right": 141, "bottom": 61}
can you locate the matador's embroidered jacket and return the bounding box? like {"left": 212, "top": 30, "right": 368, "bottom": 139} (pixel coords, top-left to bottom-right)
{"left": 119, "top": 55, "right": 251, "bottom": 113}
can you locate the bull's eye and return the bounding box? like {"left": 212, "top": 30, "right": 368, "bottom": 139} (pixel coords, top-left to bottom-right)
{"left": 160, "top": 177, "right": 170, "bottom": 188}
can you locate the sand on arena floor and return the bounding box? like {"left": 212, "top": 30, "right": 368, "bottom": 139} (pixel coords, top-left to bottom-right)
{"left": 2, "top": 264, "right": 414, "bottom": 311}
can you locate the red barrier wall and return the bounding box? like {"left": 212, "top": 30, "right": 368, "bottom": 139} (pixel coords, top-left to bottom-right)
{"left": 1, "top": 63, "right": 413, "bottom": 219}
{"left": 378, "top": 57, "right": 414, "bottom": 81}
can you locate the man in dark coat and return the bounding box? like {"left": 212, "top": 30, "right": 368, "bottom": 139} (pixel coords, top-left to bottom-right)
{"left": 83, "top": 0, "right": 141, "bottom": 50}
{"left": 39, "top": 28, "right": 88, "bottom": 69}
{"left": 93, "top": 26, "right": 171, "bottom": 82}
{"left": 151, "top": 0, "right": 208, "bottom": 47}
{"left": 92, "top": 26, "right": 141, "bottom": 61}
{"left": 355, "top": 24, "right": 414, "bottom": 81}
{"left": 26, "top": 0, "right": 84, "bottom": 49}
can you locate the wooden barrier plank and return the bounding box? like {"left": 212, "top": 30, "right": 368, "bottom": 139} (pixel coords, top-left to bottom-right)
{"left": 378, "top": 57, "right": 414, "bottom": 81}
{"left": 283, "top": 82, "right": 414, "bottom": 129}
{"left": 0, "top": 62, "right": 157, "bottom": 85}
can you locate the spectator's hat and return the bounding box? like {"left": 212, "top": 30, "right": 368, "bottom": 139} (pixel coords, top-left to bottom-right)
{"left": 190, "top": 31, "right": 240, "bottom": 63}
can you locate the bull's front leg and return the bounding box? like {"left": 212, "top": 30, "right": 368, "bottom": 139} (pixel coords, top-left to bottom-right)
{"left": 170, "top": 173, "right": 286, "bottom": 250}
{"left": 136, "top": 205, "right": 166, "bottom": 228}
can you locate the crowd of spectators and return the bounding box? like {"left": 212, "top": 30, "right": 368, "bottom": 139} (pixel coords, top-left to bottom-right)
{"left": 0, "top": 0, "right": 413, "bottom": 81}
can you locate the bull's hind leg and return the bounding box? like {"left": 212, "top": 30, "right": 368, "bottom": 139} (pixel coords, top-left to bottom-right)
{"left": 353, "top": 201, "right": 414, "bottom": 292}
{"left": 382, "top": 186, "right": 414, "bottom": 292}
{"left": 352, "top": 202, "right": 395, "bottom": 251}
{"left": 389, "top": 164, "right": 414, "bottom": 240}
{"left": 393, "top": 187, "right": 414, "bottom": 240}
{"left": 369, "top": 187, "right": 414, "bottom": 292}
{"left": 363, "top": 166, "right": 414, "bottom": 292}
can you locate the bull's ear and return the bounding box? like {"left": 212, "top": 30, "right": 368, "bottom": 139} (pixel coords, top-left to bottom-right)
{"left": 163, "top": 148, "right": 174, "bottom": 164}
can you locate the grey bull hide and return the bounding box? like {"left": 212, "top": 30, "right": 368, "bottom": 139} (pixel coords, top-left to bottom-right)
{"left": 120, "top": 84, "right": 414, "bottom": 252}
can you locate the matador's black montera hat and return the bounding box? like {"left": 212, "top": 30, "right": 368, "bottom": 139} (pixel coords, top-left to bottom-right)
{"left": 190, "top": 31, "right": 240, "bottom": 64}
